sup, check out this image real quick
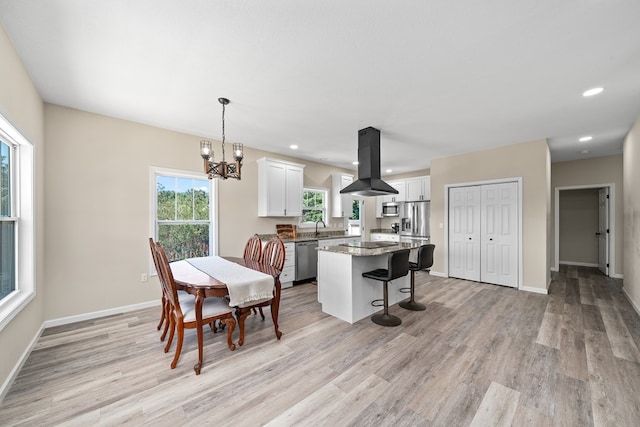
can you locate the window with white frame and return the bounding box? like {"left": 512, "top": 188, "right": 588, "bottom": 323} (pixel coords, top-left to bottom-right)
{"left": 152, "top": 168, "right": 215, "bottom": 263}
{"left": 300, "top": 187, "right": 328, "bottom": 226}
{"left": 0, "top": 113, "right": 35, "bottom": 331}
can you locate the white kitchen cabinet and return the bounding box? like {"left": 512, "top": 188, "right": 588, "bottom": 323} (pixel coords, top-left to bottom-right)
{"left": 405, "top": 176, "right": 431, "bottom": 201}
{"left": 375, "top": 196, "right": 384, "bottom": 218}
{"left": 331, "top": 173, "right": 354, "bottom": 217}
{"left": 386, "top": 181, "right": 406, "bottom": 203}
{"left": 257, "top": 157, "right": 305, "bottom": 217}
{"left": 281, "top": 242, "right": 295, "bottom": 289}
{"left": 370, "top": 233, "right": 400, "bottom": 242}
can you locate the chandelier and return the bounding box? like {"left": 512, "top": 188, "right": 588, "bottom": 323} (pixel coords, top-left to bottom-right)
{"left": 200, "top": 97, "right": 243, "bottom": 180}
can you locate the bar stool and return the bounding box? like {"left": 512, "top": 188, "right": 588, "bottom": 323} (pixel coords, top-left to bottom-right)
{"left": 362, "top": 249, "right": 410, "bottom": 326}
{"left": 399, "top": 244, "right": 435, "bottom": 311}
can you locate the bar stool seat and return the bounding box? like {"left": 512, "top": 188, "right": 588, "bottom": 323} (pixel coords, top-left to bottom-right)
{"left": 399, "top": 244, "right": 435, "bottom": 311}
{"left": 362, "top": 249, "right": 410, "bottom": 326}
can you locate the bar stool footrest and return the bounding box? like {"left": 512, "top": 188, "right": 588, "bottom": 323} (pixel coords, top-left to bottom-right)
{"left": 398, "top": 287, "right": 411, "bottom": 294}
{"left": 371, "top": 299, "right": 384, "bottom": 307}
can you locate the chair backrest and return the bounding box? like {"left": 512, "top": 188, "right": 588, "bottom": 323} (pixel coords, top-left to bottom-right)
{"left": 261, "top": 236, "right": 286, "bottom": 271}
{"left": 415, "top": 244, "right": 435, "bottom": 271}
{"left": 388, "top": 249, "right": 411, "bottom": 281}
{"left": 243, "top": 234, "right": 262, "bottom": 262}
{"left": 154, "top": 242, "right": 182, "bottom": 314}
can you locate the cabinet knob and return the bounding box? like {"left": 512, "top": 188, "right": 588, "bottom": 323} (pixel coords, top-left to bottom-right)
{"left": 468, "top": 237, "right": 472, "bottom": 240}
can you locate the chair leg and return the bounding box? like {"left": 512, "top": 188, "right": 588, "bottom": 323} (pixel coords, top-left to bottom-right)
{"left": 170, "top": 320, "right": 184, "bottom": 369}
{"left": 164, "top": 315, "right": 175, "bottom": 353}
{"left": 371, "top": 281, "right": 402, "bottom": 326}
{"left": 400, "top": 271, "right": 426, "bottom": 311}
{"left": 258, "top": 307, "right": 266, "bottom": 321}
{"left": 157, "top": 296, "right": 166, "bottom": 330}
{"left": 160, "top": 300, "right": 171, "bottom": 341}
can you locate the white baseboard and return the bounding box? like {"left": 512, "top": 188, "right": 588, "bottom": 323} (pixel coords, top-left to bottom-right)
{"left": 430, "top": 271, "right": 447, "bottom": 278}
{"left": 623, "top": 287, "right": 640, "bottom": 317}
{"left": 0, "top": 322, "right": 45, "bottom": 403}
{"left": 43, "top": 300, "right": 160, "bottom": 328}
{"left": 559, "top": 261, "right": 599, "bottom": 267}
{"left": 613, "top": 273, "right": 624, "bottom": 279}
{"left": 550, "top": 267, "right": 559, "bottom": 272}
{"left": 520, "top": 285, "right": 548, "bottom": 295}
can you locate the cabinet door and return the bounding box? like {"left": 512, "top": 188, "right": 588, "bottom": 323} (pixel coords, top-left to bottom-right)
{"left": 421, "top": 176, "right": 431, "bottom": 200}
{"left": 375, "top": 196, "right": 384, "bottom": 218}
{"left": 332, "top": 174, "right": 354, "bottom": 217}
{"left": 285, "top": 165, "right": 304, "bottom": 217}
{"left": 448, "top": 186, "right": 481, "bottom": 281}
{"left": 265, "top": 161, "right": 287, "bottom": 216}
{"left": 406, "top": 178, "right": 423, "bottom": 201}
{"left": 391, "top": 181, "right": 406, "bottom": 202}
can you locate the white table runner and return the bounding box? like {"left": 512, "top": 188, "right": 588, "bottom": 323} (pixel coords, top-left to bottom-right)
{"left": 186, "top": 256, "right": 274, "bottom": 307}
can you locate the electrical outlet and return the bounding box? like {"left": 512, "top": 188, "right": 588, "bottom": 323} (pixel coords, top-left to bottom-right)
{"left": 141, "top": 273, "right": 148, "bottom": 282}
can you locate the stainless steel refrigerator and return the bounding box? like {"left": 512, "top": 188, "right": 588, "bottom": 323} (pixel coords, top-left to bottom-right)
{"left": 400, "top": 201, "right": 430, "bottom": 239}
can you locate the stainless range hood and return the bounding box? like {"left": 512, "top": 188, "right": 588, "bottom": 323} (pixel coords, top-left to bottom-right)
{"left": 340, "top": 127, "right": 399, "bottom": 197}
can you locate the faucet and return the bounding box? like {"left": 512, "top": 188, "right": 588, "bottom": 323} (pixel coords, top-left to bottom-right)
{"left": 315, "top": 219, "right": 326, "bottom": 237}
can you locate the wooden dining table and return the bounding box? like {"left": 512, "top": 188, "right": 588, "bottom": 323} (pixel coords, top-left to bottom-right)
{"left": 170, "top": 256, "right": 281, "bottom": 374}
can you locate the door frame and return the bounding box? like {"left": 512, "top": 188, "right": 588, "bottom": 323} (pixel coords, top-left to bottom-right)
{"left": 444, "top": 177, "right": 523, "bottom": 289}
{"left": 553, "top": 184, "right": 616, "bottom": 277}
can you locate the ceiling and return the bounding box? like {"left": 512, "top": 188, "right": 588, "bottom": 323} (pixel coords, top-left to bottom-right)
{"left": 1, "top": 1, "right": 640, "bottom": 175}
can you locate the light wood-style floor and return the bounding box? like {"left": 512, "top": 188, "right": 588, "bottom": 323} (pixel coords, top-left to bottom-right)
{"left": 2, "top": 266, "right": 640, "bottom": 426}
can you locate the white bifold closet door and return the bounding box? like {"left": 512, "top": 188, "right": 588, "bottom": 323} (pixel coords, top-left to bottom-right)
{"left": 448, "top": 186, "right": 481, "bottom": 282}
{"left": 449, "top": 182, "right": 518, "bottom": 288}
{"left": 480, "top": 182, "right": 518, "bottom": 287}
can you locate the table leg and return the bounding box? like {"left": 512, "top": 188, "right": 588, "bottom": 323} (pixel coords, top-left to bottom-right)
{"left": 194, "top": 289, "right": 204, "bottom": 375}
{"left": 236, "top": 307, "right": 251, "bottom": 346}
{"left": 271, "top": 279, "right": 282, "bottom": 340}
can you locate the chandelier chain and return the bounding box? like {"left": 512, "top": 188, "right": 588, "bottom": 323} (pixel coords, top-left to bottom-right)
{"left": 221, "top": 102, "right": 226, "bottom": 161}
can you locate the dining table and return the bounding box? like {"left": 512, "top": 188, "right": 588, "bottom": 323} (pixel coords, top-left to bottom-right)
{"left": 170, "top": 256, "right": 281, "bottom": 374}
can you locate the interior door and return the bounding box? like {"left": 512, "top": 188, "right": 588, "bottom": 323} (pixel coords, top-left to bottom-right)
{"left": 449, "top": 186, "right": 481, "bottom": 281}
{"left": 481, "top": 182, "right": 518, "bottom": 287}
{"left": 598, "top": 187, "right": 609, "bottom": 275}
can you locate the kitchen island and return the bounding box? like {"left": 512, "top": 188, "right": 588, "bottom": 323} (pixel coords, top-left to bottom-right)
{"left": 317, "top": 240, "right": 428, "bottom": 324}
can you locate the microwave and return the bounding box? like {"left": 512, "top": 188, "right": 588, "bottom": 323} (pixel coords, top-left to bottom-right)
{"left": 382, "top": 202, "right": 400, "bottom": 217}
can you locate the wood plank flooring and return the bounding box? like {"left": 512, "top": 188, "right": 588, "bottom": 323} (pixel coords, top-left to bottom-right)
{"left": 2, "top": 266, "right": 640, "bottom": 426}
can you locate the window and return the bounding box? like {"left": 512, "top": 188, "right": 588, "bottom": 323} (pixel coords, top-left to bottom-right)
{"left": 300, "top": 187, "right": 327, "bottom": 226}
{"left": 152, "top": 168, "right": 215, "bottom": 263}
{"left": 0, "top": 113, "right": 35, "bottom": 331}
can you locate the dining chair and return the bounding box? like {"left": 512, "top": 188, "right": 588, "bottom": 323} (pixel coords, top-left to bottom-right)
{"left": 236, "top": 236, "right": 285, "bottom": 345}
{"left": 243, "top": 233, "right": 262, "bottom": 262}
{"left": 149, "top": 238, "right": 193, "bottom": 342}
{"left": 154, "top": 242, "right": 236, "bottom": 373}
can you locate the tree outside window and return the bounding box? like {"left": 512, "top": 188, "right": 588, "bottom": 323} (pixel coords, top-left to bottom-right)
{"left": 156, "top": 174, "right": 212, "bottom": 261}
{"left": 301, "top": 188, "right": 327, "bottom": 226}
{"left": 0, "top": 140, "right": 15, "bottom": 301}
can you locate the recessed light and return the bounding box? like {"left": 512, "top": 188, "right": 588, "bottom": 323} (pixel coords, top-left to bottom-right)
{"left": 289, "top": 144, "right": 298, "bottom": 149}
{"left": 352, "top": 161, "right": 359, "bottom": 165}
{"left": 579, "top": 136, "right": 593, "bottom": 142}
{"left": 386, "top": 169, "right": 393, "bottom": 173}
{"left": 582, "top": 87, "right": 604, "bottom": 97}
{"left": 580, "top": 149, "right": 590, "bottom": 155}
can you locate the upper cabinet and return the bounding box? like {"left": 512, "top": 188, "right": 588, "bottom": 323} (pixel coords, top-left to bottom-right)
{"left": 405, "top": 176, "right": 431, "bottom": 201}
{"left": 331, "top": 173, "right": 354, "bottom": 217}
{"left": 257, "top": 157, "right": 305, "bottom": 217}
{"left": 383, "top": 180, "right": 405, "bottom": 203}
{"left": 375, "top": 175, "right": 430, "bottom": 217}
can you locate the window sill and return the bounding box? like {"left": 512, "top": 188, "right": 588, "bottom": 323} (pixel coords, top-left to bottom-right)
{"left": 0, "top": 290, "right": 36, "bottom": 332}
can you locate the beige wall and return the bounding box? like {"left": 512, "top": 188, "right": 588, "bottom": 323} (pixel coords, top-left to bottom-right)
{"left": 44, "top": 104, "right": 355, "bottom": 320}
{"left": 430, "top": 138, "right": 550, "bottom": 291}
{"left": 559, "top": 189, "right": 599, "bottom": 264}
{"left": 551, "top": 155, "right": 624, "bottom": 275}
{"left": 0, "top": 26, "right": 45, "bottom": 394}
{"left": 623, "top": 117, "right": 640, "bottom": 309}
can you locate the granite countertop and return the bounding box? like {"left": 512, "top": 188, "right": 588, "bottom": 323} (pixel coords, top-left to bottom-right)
{"left": 370, "top": 229, "right": 399, "bottom": 235}
{"left": 258, "top": 231, "right": 354, "bottom": 243}
{"left": 318, "top": 240, "right": 428, "bottom": 257}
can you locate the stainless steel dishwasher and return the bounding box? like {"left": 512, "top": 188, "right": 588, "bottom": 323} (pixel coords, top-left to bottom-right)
{"left": 295, "top": 240, "right": 318, "bottom": 282}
